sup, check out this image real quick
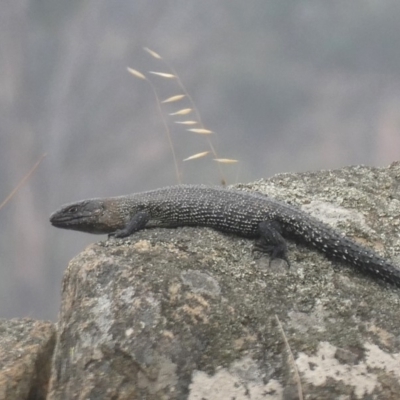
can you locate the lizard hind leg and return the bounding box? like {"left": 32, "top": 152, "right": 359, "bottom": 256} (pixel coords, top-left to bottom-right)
{"left": 253, "top": 220, "right": 290, "bottom": 267}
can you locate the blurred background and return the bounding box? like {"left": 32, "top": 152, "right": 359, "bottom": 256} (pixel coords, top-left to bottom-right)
{"left": 1, "top": 0, "right": 400, "bottom": 320}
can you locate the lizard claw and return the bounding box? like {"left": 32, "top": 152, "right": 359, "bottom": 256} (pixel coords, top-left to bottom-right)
{"left": 110, "top": 229, "right": 130, "bottom": 239}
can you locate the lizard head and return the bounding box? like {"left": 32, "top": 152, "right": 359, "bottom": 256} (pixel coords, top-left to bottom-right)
{"left": 50, "top": 199, "right": 125, "bottom": 234}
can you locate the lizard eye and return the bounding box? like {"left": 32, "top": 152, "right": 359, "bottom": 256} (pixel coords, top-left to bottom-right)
{"left": 68, "top": 207, "right": 78, "bottom": 213}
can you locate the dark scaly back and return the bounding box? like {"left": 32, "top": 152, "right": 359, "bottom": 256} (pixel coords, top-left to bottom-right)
{"left": 125, "top": 185, "right": 274, "bottom": 236}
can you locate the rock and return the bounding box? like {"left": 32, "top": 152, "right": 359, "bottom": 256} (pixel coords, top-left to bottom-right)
{"left": 0, "top": 318, "right": 56, "bottom": 400}
{"left": 45, "top": 163, "right": 400, "bottom": 399}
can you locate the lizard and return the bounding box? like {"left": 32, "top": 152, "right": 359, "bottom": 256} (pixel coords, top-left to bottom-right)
{"left": 50, "top": 184, "right": 400, "bottom": 287}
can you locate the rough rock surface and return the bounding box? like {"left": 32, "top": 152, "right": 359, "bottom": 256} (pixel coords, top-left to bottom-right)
{"left": 47, "top": 163, "right": 400, "bottom": 399}
{"left": 0, "top": 318, "right": 56, "bottom": 400}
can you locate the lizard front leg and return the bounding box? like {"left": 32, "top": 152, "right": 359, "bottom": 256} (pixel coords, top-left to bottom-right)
{"left": 109, "top": 211, "right": 150, "bottom": 238}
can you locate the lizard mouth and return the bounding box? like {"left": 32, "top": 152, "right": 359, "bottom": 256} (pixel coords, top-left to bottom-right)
{"left": 49, "top": 212, "right": 87, "bottom": 227}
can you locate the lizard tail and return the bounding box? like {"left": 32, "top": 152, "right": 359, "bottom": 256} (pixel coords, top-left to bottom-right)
{"left": 300, "top": 220, "right": 400, "bottom": 287}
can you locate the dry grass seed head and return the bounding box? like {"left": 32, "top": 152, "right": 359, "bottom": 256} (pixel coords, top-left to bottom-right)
{"left": 183, "top": 152, "right": 210, "bottom": 161}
